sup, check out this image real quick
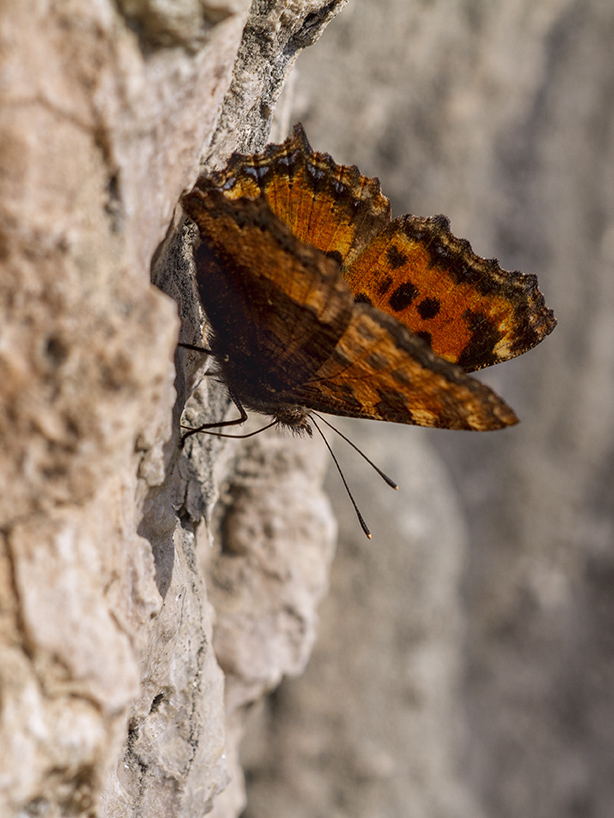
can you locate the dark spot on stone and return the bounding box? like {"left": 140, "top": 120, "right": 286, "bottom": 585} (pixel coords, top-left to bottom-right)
{"left": 45, "top": 336, "right": 68, "bottom": 365}
{"left": 354, "top": 293, "right": 372, "bottom": 305}
{"left": 417, "top": 297, "right": 441, "bottom": 319}
{"left": 105, "top": 172, "right": 122, "bottom": 231}
{"left": 388, "top": 281, "right": 418, "bottom": 312}
{"left": 292, "top": 2, "right": 339, "bottom": 48}
{"left": 150, "top": 693, "right": 166, "bottom": 714}
{"left": 386, "top": 245, "right": 408, "bottom": 269}
{"left": 377, "top": 274, "right": 393, "bottom": 296}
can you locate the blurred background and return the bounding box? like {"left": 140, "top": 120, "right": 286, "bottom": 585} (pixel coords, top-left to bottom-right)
{"left": 239, "top": 2, "right": 614, "bottom": 817}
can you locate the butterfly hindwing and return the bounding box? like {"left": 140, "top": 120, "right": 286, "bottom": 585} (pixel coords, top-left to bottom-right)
{"left": 288, "top": 303, "right": 518, "bottom": 430}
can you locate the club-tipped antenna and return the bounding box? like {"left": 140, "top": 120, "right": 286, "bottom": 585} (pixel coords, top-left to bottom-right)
{"left": 313, "top": 413, "right": 398, "bottom": 490}
{"left": 311, "top": 415, "right": 372, "bottom": 539}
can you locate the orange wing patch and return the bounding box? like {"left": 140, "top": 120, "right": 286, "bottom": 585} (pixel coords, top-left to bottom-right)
{"left": 344, "top": 214, "right": 554, "bottom": 372}
{"left": 200, "top": 125, "right": 390, "bottom": 268}
{"left": 291, "top": 305, "right": 518, "bottom": 431}
{"left": 201, "top": 124, "right": 555, "bottom": 375}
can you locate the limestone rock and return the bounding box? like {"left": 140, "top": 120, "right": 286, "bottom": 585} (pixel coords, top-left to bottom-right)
{"left": 0, "top": 1, "right": 342, "bottom": 816}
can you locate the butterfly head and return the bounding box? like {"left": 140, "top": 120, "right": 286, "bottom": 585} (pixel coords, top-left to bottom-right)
{"left": 273, "top": 405, "right": 313, "bottom": 437}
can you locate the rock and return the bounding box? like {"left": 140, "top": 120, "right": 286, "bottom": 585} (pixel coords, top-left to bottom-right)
{"left": 0, "top": 1, "right": 343, "bottom": 816}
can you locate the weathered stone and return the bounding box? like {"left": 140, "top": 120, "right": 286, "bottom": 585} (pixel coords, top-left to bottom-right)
{"left": 0, "top": 0, "right": 345, "bottom": 814}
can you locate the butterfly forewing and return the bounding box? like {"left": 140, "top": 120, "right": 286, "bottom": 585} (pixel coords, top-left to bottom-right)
{"left": 207, "top": 124, "right": 392, "bottom": 268}
{"left": 182, "top": 188, "right": 354, "bottom": 388}
{"left": 343, "top": 215, "right": 556, "bottom": 372}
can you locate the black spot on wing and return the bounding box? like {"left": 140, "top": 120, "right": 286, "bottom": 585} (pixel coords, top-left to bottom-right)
{"left": 374, "top": 388, "right": 414, "bottom": 422}
{"left": 388, "top": 281, "right": 418, "bottom": 312}
{"left": 457, "top": 310, "right": 502, "bottom": 370}
{"left": 417, "top": 297, "right": 441, "bottom": 319}
{"left": 415, "top": 330, "right": 433, "bottom": 347}
{"left": 387, "top": 245, "right": 409, "bottom": 269}
{"left": 354, "top": 292, "right": 372, "bottom": 305}
{"left": 325, "top": 249, "right": 343, "bottom": 266}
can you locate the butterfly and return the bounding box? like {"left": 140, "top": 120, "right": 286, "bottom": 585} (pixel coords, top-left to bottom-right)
{"left": 180, "top": 123, "right": 555, "bottom": 445}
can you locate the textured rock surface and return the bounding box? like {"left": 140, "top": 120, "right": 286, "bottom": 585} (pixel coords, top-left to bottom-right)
{"left": 0, "top": 1, "right": 342, "bottom": 816}
{"left": 203, "top": 431, "right": 337, "bottom": 817}
{"left": 0, "top": 0, "right": 249, "bottom": 813}
{"left": 240, "top": 1, "right": 614, "bottom": 817}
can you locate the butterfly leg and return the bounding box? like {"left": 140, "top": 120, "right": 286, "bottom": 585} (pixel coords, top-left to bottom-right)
{"left": 180, "top": 393, "right": 249, "bottom": 446}
{"left": 177, "top": 341, "right": 214, "bottom": 354}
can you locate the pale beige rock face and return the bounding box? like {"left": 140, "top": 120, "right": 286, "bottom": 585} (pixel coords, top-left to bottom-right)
{"left": 0, "top": 0, "right": 344, "bottom": 816}
{"left": 0, "top": 0, "right": 250, "bottom": 811}
{"left": 202, "top": 432, "right": 337, "bottom": 817}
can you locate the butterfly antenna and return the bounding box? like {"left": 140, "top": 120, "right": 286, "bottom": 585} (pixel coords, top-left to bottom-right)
{"left": 313, "top": 413, "right": 398, "bottom": 490}
{"left": 311, "top": 416, "right": 372, "bottom": 539}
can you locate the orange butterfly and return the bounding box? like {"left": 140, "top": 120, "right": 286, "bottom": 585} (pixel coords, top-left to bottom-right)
{"left": 181, "top": 124, "right": 555, "bottom": 438}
